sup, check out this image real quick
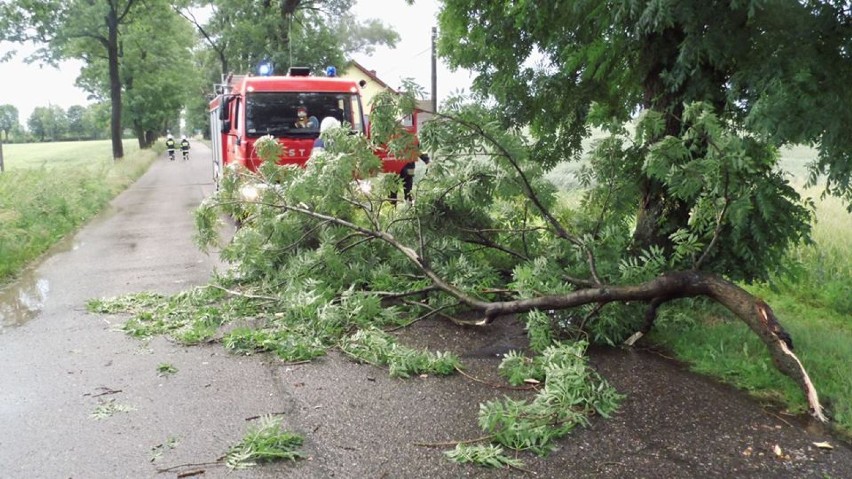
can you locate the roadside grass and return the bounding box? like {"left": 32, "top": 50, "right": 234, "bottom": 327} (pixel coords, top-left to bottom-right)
{"left": 0, "top": 140, "right": 155, "bottom": 284}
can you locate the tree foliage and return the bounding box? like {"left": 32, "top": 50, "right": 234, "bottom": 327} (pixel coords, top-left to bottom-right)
{"left": 27, "top": 105, "right": 67, "bottom": 141}
{"left": 120, "top": 5, "right": 199, "bottom": 145}
{"left": 175, "top": 88, "right": 828, "bottom": 449}
{"left": 194, "top": 0, "right": 399, "bottom": 76}
{"left": 436, "top": 0, "right": 852, "bottom": 212}
{"left": 0, "top": 105, "right": 19, "bottom": 141}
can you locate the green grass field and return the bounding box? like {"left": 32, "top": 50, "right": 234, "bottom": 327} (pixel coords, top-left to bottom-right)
{"left": 1, "top": 139, "right": 139, "bottom": 171}
{"left": 0, "top": 140, "right": 155, "bottom": 283}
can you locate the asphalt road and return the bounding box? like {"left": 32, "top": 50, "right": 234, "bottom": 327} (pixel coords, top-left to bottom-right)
{"left": 0, "top": 144, "right": 287, "bottom": 478}
{"left": 1, "top": 142, "right": 850, "bottom": 479}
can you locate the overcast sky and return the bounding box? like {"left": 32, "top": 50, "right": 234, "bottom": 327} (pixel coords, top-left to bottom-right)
{"left": 0, "top": 0, "right": 472, "bottom": 123}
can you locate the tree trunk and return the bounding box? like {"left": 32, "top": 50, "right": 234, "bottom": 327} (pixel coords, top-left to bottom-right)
{"left": 106, "top": 9, "right": 124, "bottom": 161}
{"left": 134, "top": 125, "right": 145, "bottom": 149}
{"left": 632, "top": 27, "right": 690, "bottom": 253}
{"left": 479, "top": 270, "right": 826, "bottom": 422}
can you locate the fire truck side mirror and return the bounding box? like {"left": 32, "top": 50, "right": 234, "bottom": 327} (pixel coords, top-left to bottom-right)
{"left": 221, "top": 120, "right": 231, "bottom": 133}
{"left": 219, "top": 95, "right": 233, "bottom": 121}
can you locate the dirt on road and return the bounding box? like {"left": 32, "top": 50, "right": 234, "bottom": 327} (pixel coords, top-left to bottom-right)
{"left": 1, "top": 142, "right": 850, "bottom": 479}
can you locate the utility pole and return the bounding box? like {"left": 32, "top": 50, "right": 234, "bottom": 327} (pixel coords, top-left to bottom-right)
{"left": 431, "top": 26, "right": 438, "bottom": 113}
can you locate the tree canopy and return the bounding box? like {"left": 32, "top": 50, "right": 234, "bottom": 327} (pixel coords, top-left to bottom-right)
{"left": 192, "top": 0, "right": 399, "bottom": 78}
{"left": 0, "top": 105, "right": 18, "bottom": 141}
{"left": 0, "top": 0, "right": 195, "bottom": 157}
{"left": 2, "top": 0, "right": 402, "bottom": 148}
{"left": 437, "top": 0, "right": 852, "bottom": 208}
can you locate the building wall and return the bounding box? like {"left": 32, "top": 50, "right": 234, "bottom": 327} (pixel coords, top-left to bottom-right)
{"left": 339, "top": 64, "right": 393, "bottom": 114}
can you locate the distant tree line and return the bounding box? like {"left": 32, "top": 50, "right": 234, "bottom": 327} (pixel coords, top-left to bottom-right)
{"left": 1, "top": 0, "right": 400, "bottom": 158}
{"left": 0, "top": 103, "right": 115, "bottom": 143}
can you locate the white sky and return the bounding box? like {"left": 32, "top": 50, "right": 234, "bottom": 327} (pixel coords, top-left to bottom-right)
{"left": 0, "top": 0, "right": 472, "bottom": 123}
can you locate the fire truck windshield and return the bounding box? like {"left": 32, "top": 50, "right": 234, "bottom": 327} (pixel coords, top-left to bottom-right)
{"left": 245, "top": 92, "right": 363, "bottom": 138}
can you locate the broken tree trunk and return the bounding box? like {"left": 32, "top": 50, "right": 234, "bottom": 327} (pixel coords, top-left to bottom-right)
{"left": 477, "top": 270, "right": 827, "bottom": 422}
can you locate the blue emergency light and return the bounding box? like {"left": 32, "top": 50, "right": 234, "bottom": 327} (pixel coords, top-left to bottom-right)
{"left": 257, "top": 60, "right": 273, "bottom": 76}
{"left": 326, "top": 66, "right": 337, "bottom": 77}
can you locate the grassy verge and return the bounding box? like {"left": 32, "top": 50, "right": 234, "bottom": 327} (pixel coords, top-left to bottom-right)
{"left": 0, "top": 140, "right": 156, "bottom": 284}
{"left": 650, "top": 191, "right": 852, "bottom": 438}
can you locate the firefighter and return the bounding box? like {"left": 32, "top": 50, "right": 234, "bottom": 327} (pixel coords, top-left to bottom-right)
{"left": 388, "top": 129, "right": 431, "bottom": 203}
{"left": 180, "top": 135, "right": 190, "bottom": 160}
{"left": 393, "top": 152, "right": 430, "bottom": 203}
{"left": 295, "top": 106, "right": 319, "bottom": 129}
{"left": 311, "top": 116, "right": 341, "bottom": 156}
{"left": 165, "top": 134, "right": 176, "bottom": 161}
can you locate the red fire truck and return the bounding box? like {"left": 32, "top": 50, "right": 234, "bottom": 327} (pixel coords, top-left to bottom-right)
{"left": 208, "top": 67, "right": 419, "bottom": 188}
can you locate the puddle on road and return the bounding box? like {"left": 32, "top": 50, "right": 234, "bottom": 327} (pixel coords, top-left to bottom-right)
{"left": 0, "top": 275, "right": 50, "bottom": 330}
{"left": 0, "top": 204, "right": 122, "bottom": 332}
{"left": 0, "top": 234, "right": 84, "bottom": 332}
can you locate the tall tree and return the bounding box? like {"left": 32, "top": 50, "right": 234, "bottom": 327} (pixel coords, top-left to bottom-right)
{"left": 66, "top": 105, "right": 88, "bottom": 140}
{"left": 121, "top": 4, "right": 198, "bottom": 147}
{"left": 192, "top": 0, "right": 400, "bottom": 78}
{"left": 0, "top": 0, "right": 175, "bottom": 159}
{"left": 27, "top": 105, "right": 67, "bottom": 141}
{"left": 0, "top": 105, "right": 18, "bottom": 141}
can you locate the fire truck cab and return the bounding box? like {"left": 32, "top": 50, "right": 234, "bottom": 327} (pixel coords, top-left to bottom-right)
{"left": 209, "top": 67, "right": 428, "bottom": 196}
{"left": 209, "top": 68, "right": 369, "bottom": 184}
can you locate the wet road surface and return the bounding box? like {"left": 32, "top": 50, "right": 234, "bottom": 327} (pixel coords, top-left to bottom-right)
{"left": 1, "top": 143, "right": 850, "bottom": 478}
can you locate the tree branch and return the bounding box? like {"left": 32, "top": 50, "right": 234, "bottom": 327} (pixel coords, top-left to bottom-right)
{"left": 433, "top": 112, "right": 603, "bottom": 284}
{"left": 270, "top": 201, "right": 493, "bottom": 310}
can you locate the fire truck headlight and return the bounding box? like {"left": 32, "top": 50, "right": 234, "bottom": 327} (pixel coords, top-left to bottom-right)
{"left": 356, "top": 179, "right": 372, "bottom": 195}
{"left": 240, "top": 184, "right": 261, "bottom": 202}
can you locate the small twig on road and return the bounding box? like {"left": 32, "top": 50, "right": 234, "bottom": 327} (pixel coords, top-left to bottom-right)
{"left": 157, "top": 461, "right": 224, "bottom": 473}
{"left": 177, "top": 469, "right": 206, "bottom": 478}
{"left": 245, "top": 411, "right": 288, "bottom": 421}
{"left": 85, "top": 387, "right": 123, "bottom": 398}
{"left": 764, "top": 409, "right": 795, "bottom": 428}
{"left": 413, "top": 434, "right": 494, "bottom": 448}
{"left": 454, "top": 366, "right": 539, "bottom": 391}
{"left": 282, "top": 359, "right": 313, "bottom": 366}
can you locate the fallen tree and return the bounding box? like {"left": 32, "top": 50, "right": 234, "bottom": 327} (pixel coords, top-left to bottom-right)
{"left": 85, "top": 91, "right": 831, "bottom": 468}
{"left": 84, "top": 0, "right": 850, "bottom": 469}
{"left": 190, "top": 92, "right": 826, "bottom": 425}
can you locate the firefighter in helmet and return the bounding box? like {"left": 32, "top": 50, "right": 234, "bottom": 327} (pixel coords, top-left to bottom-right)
{"left": 165, "top": 134, "right": 176, "bottom": 161}
{"left": 180, "top": 135, "right": 190, "bottom": 160}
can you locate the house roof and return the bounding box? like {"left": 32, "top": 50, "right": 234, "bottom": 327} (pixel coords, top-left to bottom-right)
{"left": 345, "top": 60, "right": 437, "bottom": 113}
{"left": 345, "top": 60, "right": 396, "bottom": 93}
